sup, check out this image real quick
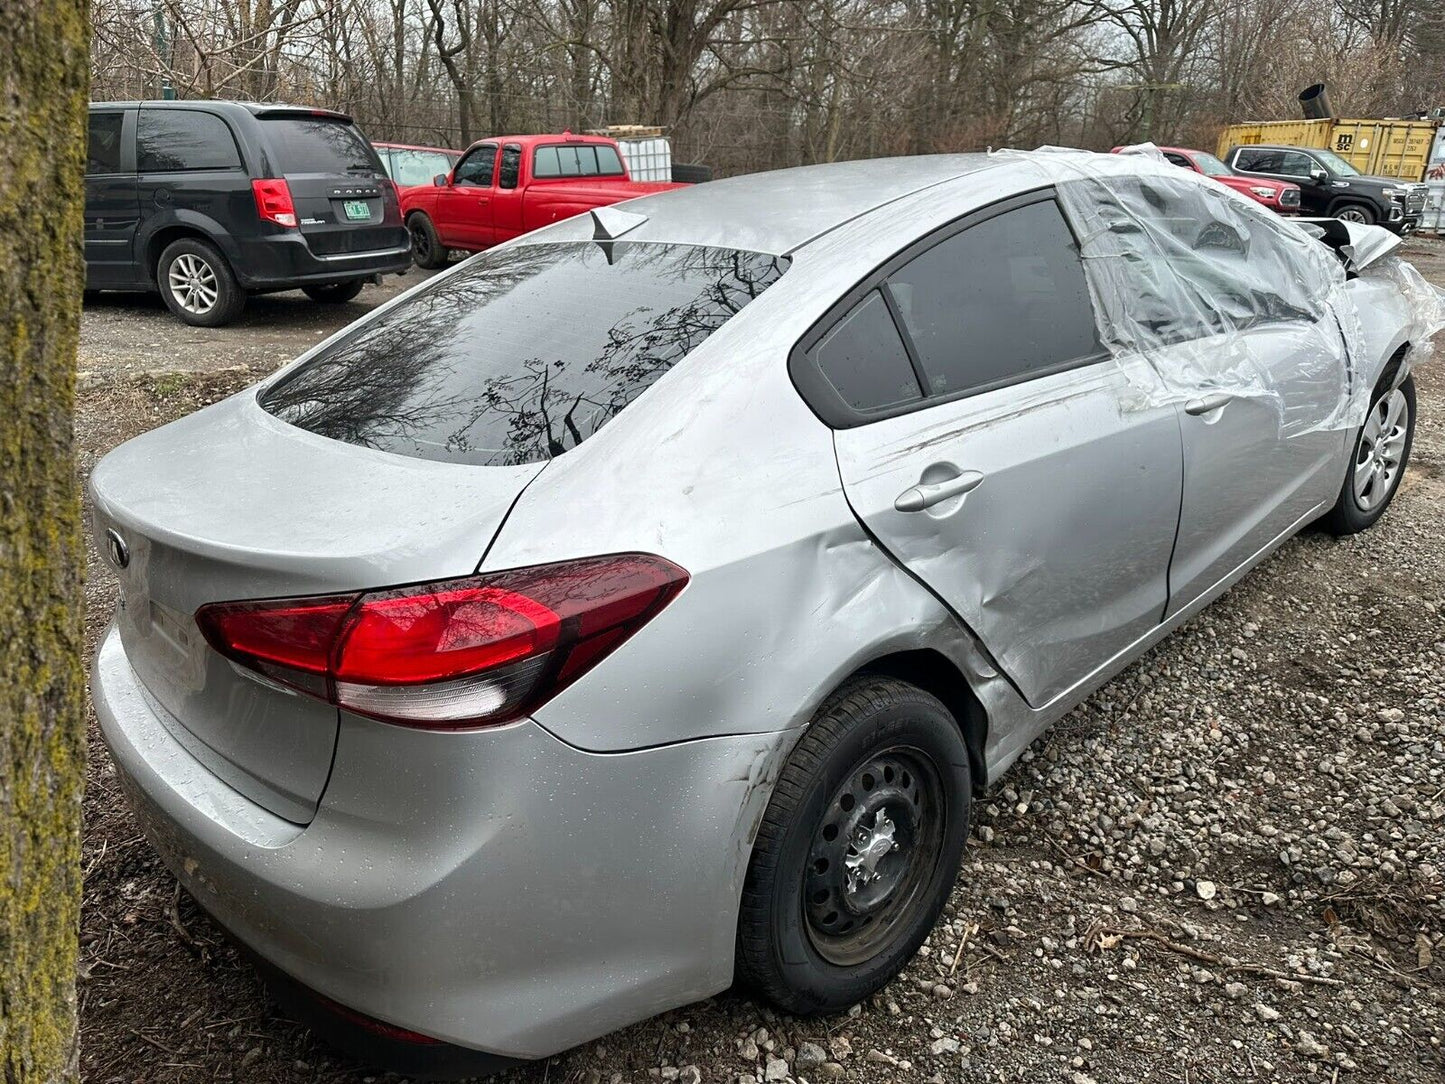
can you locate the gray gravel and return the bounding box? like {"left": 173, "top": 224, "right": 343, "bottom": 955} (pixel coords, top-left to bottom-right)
{"left": 79, "top": 241, "right": 1445, "bottom": 1083}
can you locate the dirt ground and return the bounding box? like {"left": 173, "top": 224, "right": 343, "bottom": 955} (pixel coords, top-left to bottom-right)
{"left": 77, "top": 244, "right": 1445, "bottom": 1083}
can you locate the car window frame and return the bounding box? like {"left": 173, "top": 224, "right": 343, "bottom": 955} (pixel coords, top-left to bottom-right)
{"left": 135, "top": 107, "right": 243, "bottom": 174}
{"left": 498, "top": 143, "right": 523, "bottom": 189}
{"left": 452, "top": 143, "right": 497, "bottom": 187}
{"left": 789, "top": 187, "right": 1111, "bottom": 430}
{"left": 86, "top": 108, "right": 133, "bottom": 176}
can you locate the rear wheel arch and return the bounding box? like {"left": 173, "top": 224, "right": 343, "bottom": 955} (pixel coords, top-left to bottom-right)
{"left": 843, "top": 649, "right": 989, "bottom": 794}
{"left": 145, "top": 223, "right": 232, "bottom": 284}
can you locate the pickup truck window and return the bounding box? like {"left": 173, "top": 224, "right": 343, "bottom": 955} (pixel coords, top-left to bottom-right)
{"left": 454, "top": 145, "right": 496, "bottom": 186}
{"left": 1235, "top": 147, "right": 1314, "bottom": 178}
{"left": 259, "top": 242, "right": 789, "bottom": 465}
{"left": 499, "top": 144, "right": 522, "bottom": 189}
{"left": 534, "top": 144, "right": 626, "bottom": 178}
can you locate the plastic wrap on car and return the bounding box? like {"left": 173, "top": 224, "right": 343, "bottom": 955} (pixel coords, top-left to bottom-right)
{"left": 1360, "top": 254, "right": 1445, "bottom": 375}
{"left": 992, "top": 145, "right": 1412, "bottom": 437}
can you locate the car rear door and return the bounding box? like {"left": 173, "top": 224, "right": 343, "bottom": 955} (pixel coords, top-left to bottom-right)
{"left": 254, "top": 111, "right": 403, "bottom": 258}
{"left": 135, "top": 106, "right": 252, "bottom": 259}
{"left": 436, "top": 143, "right": 497, "bottom": 248}
{"left": 84, "top": 107, "right": 141, "bottom": 286}
{"left": 818, "top": 194, "right": 1184, "bottom": 708}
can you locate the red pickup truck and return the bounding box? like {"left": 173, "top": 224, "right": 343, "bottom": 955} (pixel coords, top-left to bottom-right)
{"left": 401, "top": 132, "right": 683, "bottom": 267}
{"left": 1112, "top": 145, "right": 1301, "bottom": 214}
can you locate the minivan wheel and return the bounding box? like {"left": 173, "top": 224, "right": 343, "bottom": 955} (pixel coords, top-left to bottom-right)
{"left": 408, "top": 213, "right": 448, "bottom": 270}
{"left": 1321, "top": 374, "right": 1415, "bottom": 536}
{"left": 1335, "top": 204, "right": 1375, "bottom": 225}
{"left": 157, "top": 238, "right": 244, "bottom": 327}
{"left": 302, "top": 280, "right": 365, "bottom": 304}
{"left": 736, "top": 677, "right": 971, "bottom": 1014}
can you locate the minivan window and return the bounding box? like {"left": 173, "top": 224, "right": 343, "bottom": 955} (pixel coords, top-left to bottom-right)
{"left": 87, "top": 112, "right": 124, "bottom": 174}
{"left": 885, "top": 200, "right": 1101, "bottom": 397}
{"left": 137, "top": 110, "right": 241, "bottom": 173}
{"left": 534, "top": 144, "right": 626, "bottom": 178}
{"left": 261, "top": 116, "right": 381, "bottom": 174}
{"left": 815, "top": 291, "right": 922, "bottom": 412}
{"left": 260, "top": 242, "right": 789, "bottom": 465}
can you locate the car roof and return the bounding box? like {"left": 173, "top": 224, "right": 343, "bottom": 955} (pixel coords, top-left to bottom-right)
{"left": 463, "top": 133, "right": 617, "bottom": 150}
{"left": 89, "top": 100, "right": 354, "bottom": 123}
{"left": 566, "top": 154, "right": 1005, "bottom": 255}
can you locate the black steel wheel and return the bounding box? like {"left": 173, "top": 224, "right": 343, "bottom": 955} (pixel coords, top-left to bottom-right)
{"left": 736, "top": 677, "right": 972, "bottom": 1014}
{"left": 407, "top": 213, "right": 448, "bottom": 270}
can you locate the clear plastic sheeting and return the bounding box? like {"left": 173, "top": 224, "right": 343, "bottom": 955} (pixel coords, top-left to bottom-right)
{"left": 1361, "top": 255, "right": 1445, "bottom": 376}
{"left": 995, "top": 145, "right": 1397, "bottom": 437}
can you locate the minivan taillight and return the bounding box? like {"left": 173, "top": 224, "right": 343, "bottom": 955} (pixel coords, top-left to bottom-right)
{"left": 252, "top": 178, "right": 298, "bottom": 228}
{"left": 196, "top": 554, "right": 688, "bottom": 728}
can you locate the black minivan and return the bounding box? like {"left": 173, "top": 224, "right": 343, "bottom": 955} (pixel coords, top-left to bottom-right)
{"left": 85, "top": 101, "right": 410, "bottom": 326}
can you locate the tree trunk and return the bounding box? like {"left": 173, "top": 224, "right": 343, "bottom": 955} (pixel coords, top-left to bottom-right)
{"left": 0, "top": 1, "right": 89, "bottom": 1081}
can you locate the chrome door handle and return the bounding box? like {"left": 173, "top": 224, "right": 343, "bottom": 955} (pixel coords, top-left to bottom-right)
{"left": 1184, "top": 391, "right": 1233, "bottom": 416}
{"left": 894, "top": 471, "right": 984, "bottom": 512}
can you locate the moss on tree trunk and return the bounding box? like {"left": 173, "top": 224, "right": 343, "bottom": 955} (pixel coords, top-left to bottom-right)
{"left": 0, "top": 1, "right": 90, "bottom": 1081}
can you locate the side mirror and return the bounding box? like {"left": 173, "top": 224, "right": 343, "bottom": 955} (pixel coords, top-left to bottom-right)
{"left": 433, "top": 173, "right": 448, "bottom": 187}
{"left": 1309, "top": 168, "right": 1328, "bottom": 184}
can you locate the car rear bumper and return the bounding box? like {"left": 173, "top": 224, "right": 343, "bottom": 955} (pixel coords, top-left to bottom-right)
{"left": 93, "top": 621, "right": 790, "bottom": 1061}
{"left": 233, "top": 232, "right": 412, "bottom": 289}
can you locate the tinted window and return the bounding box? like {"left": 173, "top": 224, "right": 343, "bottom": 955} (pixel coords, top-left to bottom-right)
{"left": 886, "top": 201, "right": 1101, "bottom": 397}
{"left": 1163, "top": 152, "right": 1191, "bottom": 169}
{"left": 87, "top": 112, "right": 124, "bottom": 174}
{"left": 386, "top": 148, "right": 460, "bottom": 186}
{"left": 260, "top": 242, "right": 788, "bottom": 464}
{"left": 137, "top": 110, "right": 241, "bottom": 172}
{"left": 1274, "top": 151, "right": 1315, "bottom": 179}
{"left": 534, "top": 144, "right": 626, "bottom": 178}
{"left": 261, "top": 117, "right": 381, "bottom": 174}
{"left": 815, "top": 291, "right": 922, "bottom": 412}
{"left": 1235, "top": 148, "right": 1282, "bottom": 173}
{"left": 499, "top": 145, "right": 522, "bottom": 189}
{"left": 453, "top": 145, "right": 496, "bottom": 186}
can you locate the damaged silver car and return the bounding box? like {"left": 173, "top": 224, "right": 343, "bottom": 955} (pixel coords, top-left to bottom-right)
{"left": 90, "top": 149, "right": 1439, "bottom": 1077}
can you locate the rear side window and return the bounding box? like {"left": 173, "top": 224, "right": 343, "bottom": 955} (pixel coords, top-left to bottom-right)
{"left": 260, "top": 242, "right": 788, "bottom": 465}
{"left": 87, "top": 112, "right": 124, "bottom": 174}
{"left": 499, "top": 144, "right": 522, "bottom": 189}
{"left": 885, "top": 200, "right": 1101, "bottom": 397}
{"left": 1234, "top": 148, "right": 1281, "bottom": 173}
{"left": 261, "top": 116, "right": 380, "bottom": 174}
{"left": 815, "top": 291, "right": 922, "bottom": 412}
{"left": 534, "top": 144, "right": 626, "bottom": 178}
{"left": 137, "top": 110, "right": 241, "bottom": 172}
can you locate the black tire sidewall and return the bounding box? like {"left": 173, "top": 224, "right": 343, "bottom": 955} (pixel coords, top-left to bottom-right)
{"left": 303, "top": 280, "right": 364, "bottom": 303}
{"left": 157, "top": 238, "right": 243, "bottom": 327}
{"left": 408, "top": 214, "right": 447, "bottom": 269}
{"left": 746, "top": 682, "right": 971, "bottom": 1013}
{"left": 1325, "top": 374, "right": 1416, "bottom": 535}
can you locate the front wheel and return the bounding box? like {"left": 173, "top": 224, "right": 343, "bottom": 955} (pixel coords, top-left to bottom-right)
{"left": 302, "top": 280, "right": 365, "bottom": 304}
{"left": 407, "top": 213, "right": 448, "bottom": 270}
{"left": 1320, "top": 374, "right": 1415, "bottom": 536}
{"left": 736, "top": 677, "right": 972, "bottom": 1014}
{"left": 1335, "top": 203, "right": 1377, "bottom": 225}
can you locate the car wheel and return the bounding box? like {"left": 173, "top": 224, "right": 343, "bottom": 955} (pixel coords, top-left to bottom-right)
{"left": 1320, "top": 374, "right": 1415, "bottom": 536}
{"left": 1335, "top": 204, "right": 1376, "bottom": 225}
{"left": 408, "top": 213, "right": 448, "bottom": 270}
{"left": 157, "top": 238, "right": 244, "bottom": 327}
{"left": 302, "top": 280, "right": 365, "bottom": 304}
{"left": 736, "top": 677, "right": 972, "bottom": 1014}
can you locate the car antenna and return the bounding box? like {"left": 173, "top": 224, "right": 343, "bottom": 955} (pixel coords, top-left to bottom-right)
{"left": 591, "top": 206, "right": 648, "bottom": 264}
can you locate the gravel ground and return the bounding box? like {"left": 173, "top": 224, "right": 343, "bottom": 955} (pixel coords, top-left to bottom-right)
{"left": 77, "top": 241, "right": 1445, "bottom": 1083}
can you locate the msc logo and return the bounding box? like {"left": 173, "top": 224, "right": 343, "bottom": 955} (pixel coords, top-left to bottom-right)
{"left": 1335, "top": 134, "right": 1354, "bottom": 152}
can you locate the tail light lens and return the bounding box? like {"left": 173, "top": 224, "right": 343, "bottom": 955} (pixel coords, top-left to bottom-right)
{"left": 252, "top": 178, "right": 298, "bottom": 228}
{"left": 196, "top": 554, "right": 687, "bottom": 729}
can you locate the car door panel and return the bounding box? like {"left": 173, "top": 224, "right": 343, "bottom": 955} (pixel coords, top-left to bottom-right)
{"left": 85, "top": 108, "right": 141, "bottom": 287}
{"left": 436, "top": 144, "right": 496, "bottom": 248}
{"left": 836, "top": 358, "right": 1182, "bottom": 707}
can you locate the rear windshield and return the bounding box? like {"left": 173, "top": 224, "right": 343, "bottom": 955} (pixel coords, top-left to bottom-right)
{"left": 534, "top": 144, "right": 626, "bottom": 178}
{"left": 259, "top": 242, "right": 788, "bottom": 465}
{"left": 262, "top": 116, "right": 382, "bottom": 175}
{"left": 384, "top": 147, "right": 458, "bottom": 186}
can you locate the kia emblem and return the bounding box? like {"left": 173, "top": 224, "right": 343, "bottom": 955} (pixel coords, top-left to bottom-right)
{"left": 106, "top": 528, "right": 130, "bottom": 570}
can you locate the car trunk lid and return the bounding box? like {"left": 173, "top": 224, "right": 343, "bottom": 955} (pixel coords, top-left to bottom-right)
{"left": 89, "top": 392, "right": 543, "bottom": 823}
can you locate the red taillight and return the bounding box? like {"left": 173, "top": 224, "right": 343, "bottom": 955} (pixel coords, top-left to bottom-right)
{"left": 252, "top": 178, "right": 298, "bottom": 228}
{"left": 196, "top": 554, "right": 688, "bottom": 729}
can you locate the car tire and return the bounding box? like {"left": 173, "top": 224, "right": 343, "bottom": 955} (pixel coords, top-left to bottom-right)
{"left": 408, "top": 213, "right": 448, "bottom": 270}
{"left": 157, "top": 238, "right": 244, "bottom": 327}
{"left": 302, "top": 280, "right": 365, "bottom": 304}
{"left": 1320, "top": 374, "right": 1416, "bottom": 536}
{"left": 736, "top": 677, "right": 972, "bottom": 1015}
{"left": 1334, "top": 203, "right": 1376, "bottom": 225}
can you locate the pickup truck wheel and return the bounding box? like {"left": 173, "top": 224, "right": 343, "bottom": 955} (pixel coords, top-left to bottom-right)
{"left": 157, "top": 238, "right": 245, "bottom": 327}
{"left": 1335, "top": 204, "right": 1376, "bottom": 225}
{"left": 408, "top": 213, "right": 448, "bottom": 270}
{"left": 302, "top": 280, "right": 365, "bottom": 304}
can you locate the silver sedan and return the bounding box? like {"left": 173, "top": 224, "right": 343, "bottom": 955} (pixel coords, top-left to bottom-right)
{"left": 91, "top": 151, "right": 1428, "bottom": 1077}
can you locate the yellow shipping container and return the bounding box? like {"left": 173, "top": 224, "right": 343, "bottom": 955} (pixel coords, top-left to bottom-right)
{"left": 1217, "top": 118, "right": 1438, "bottom": 181}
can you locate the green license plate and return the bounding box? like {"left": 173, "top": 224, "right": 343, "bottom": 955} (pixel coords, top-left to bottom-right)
{"left": 342, "top": 199, "right": 371, "bottom": 221}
